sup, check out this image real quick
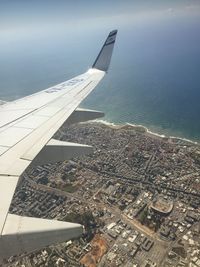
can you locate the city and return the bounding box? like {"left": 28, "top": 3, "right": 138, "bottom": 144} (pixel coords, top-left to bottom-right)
{"left": 4, "top": 121, "right": 200, "bottom": 267}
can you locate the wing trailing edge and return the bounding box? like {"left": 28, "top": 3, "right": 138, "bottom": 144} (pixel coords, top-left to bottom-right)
{"left": 30, "top": 139, "right": 93, "bottom": 166}
{"left": 0, "top": 214, "right": 83, "bottom": 262}
{"left": 66, "top": 108, "right": 104, "bottom": 125}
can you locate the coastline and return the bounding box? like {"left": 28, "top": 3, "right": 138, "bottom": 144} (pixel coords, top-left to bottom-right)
{"left": 91, "top": 119, "right": 199, "bottom": 147}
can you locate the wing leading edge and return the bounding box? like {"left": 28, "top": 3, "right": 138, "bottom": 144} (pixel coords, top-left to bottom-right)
{"left": 0, "top": 30, "right": 117, "bottom": 262}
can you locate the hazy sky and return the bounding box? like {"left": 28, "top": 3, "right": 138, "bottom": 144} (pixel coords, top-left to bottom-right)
{"left": 0, "top": 0, "right": 200, "bottom": 94}
{"left": 0, "top": 0, "right": 199, "bottom": 59}
{"left": 0, "top": 1, "right": 200, "bottom": 83}
{"left": 1, "top": 0, "right": 200, "bottom": 34}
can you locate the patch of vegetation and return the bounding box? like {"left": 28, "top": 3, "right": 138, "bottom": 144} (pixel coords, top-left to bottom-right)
{"left": 138, "top": 207, "right": 163, "bottom": 232}
{"left": 190, "top": 151, "right": 200, "bottom": 165}
{"left": 62, "top": 183, "right": 78, "bottom": 193}
{"left": 138, "top": 207, "right": 148, "bottom": 225}
{"left": 172, "top": 246, "right": 187, "bottom": 259}
{"left": 63, "top": 211, "right": 96, "bottom": 241}
{"left": 37, "top": 176, "right": 48, "bottom": 185}
{"left": 63, "top": 211, "right": 94, "bottom": 226}
{"left": 61, "top": 172, "right": 75, "bottom": 181}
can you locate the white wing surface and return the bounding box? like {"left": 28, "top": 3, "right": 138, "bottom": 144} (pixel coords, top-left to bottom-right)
{"left": 0, "top": 30, "right": 117, "bottom": 262}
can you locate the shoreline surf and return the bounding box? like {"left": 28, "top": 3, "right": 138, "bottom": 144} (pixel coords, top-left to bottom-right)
{"left": 91, "top": 119, "right": 199, "bottom": 147}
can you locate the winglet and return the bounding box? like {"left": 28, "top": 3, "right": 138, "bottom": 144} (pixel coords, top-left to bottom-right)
{"left": 92, "top": 30, "right": 118, "bottom": 72}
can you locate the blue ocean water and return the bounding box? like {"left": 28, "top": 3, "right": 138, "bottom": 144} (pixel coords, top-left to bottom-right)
{"left": 0, "top": 16, "right": 200, "bottom": 141}
{"left": 83, "top": 17, "right": 200, "bottom": 141}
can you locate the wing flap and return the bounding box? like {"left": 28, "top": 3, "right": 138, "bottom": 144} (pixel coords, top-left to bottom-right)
{"left": 30, "top": 139, "right": 93, "bottom": 166}
{"left": 66, "top": 108, "right": 104, "bottom": 125}
{"left": 0, "top": 214, "right": 83, "bottom": 261}
{"left": 0, "top": 176, "right": 19, "bottom": 233}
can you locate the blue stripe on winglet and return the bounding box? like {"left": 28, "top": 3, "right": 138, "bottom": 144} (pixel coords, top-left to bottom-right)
{"left": 92, "top": 30, "right": 118, "bottom": 72}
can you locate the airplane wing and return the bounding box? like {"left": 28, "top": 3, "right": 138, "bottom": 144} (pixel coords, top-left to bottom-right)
{"left": 0, "top": 30, "right": 117, "bottom": 262}
{"left": 0, "top": 100, "right": 7, "bottom": 105}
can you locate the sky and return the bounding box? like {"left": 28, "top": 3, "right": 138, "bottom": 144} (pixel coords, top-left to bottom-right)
{"left": 0, "top": 0, "right": 199, "bottom": 99}
{"left": 0, "top": 1, "right": 199, "bottom": 49}
{"left": 0, "top": 0, "right": 199, "bottom": 97}
{"left": 1, "top": 1, "right": 200, "bottom": 35}
{"left": 0, "top": 1, "right": 199, "bottom": 58}
{"left": 0, "top": 1, "right": 199, "bottom": 65}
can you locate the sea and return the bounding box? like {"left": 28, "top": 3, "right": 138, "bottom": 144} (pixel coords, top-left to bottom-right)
{"left": 0, "top": 15, "right": 200, "bottom": 142}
